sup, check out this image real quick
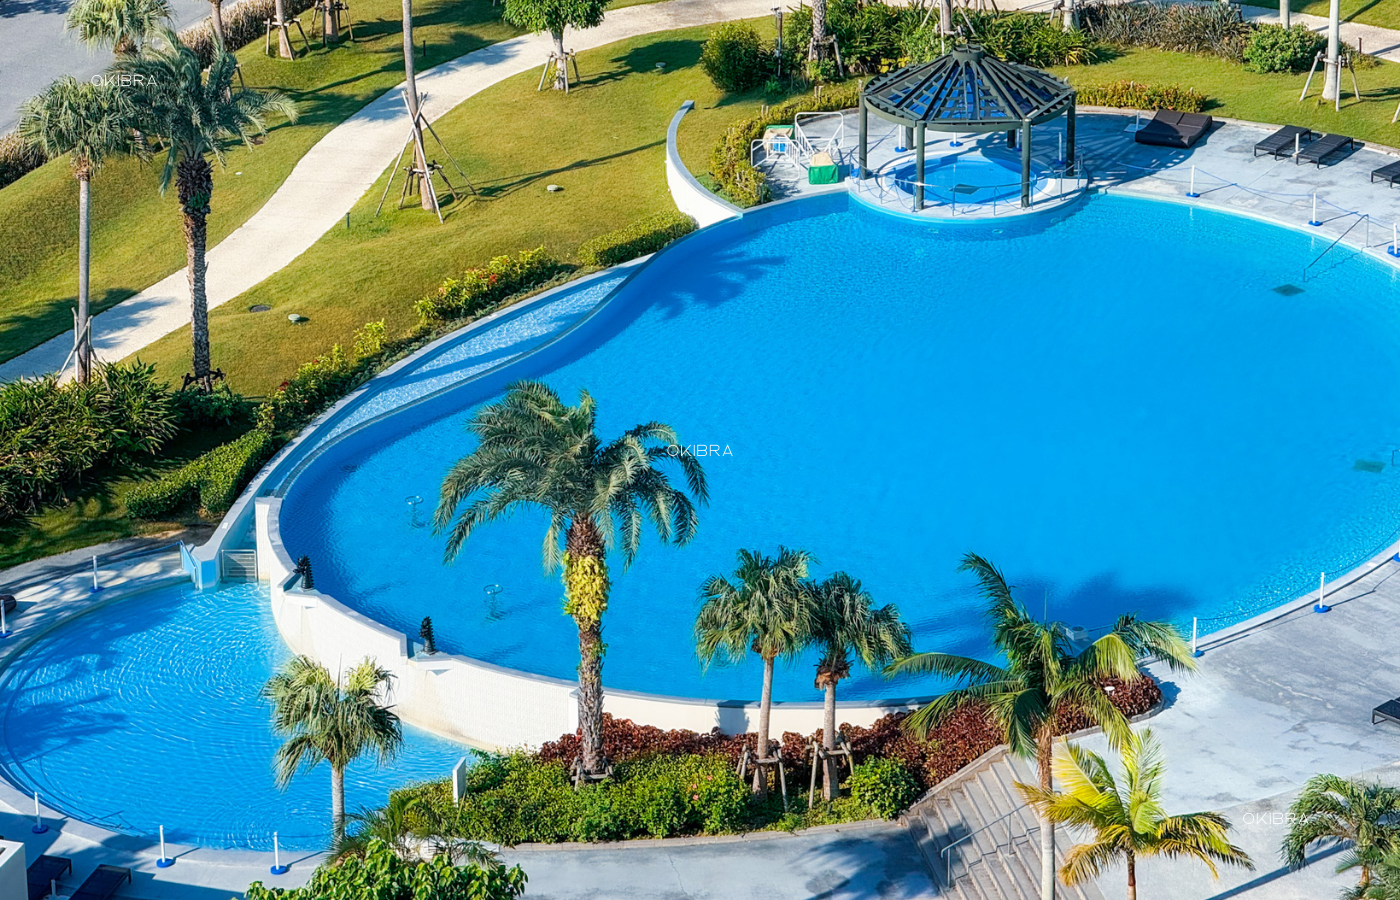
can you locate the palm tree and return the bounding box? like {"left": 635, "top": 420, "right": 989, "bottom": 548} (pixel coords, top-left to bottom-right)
{"left": 802, "top": 571, "right": 911, "bottom": 801}
{"left": 435, "top": 381, "right": 708, "bottom": 778}
{"left": 696, "top": 547, "right": 814, "bottom": 795}
{"left": 18, "top": 77, "right": 144, "bottom": 383}
{"left": 1283, "top": 774, "right": 1400, "bottom": 895}
{"left": 885, "top": 552, "right": 1197, "bottom": 900}
{"left": 335, "top": 793, "right": 495, "bottom": 863}
{"left": 66, "top": 0, "right": 172, "bottom": 55}
{"left": 1350, "top": 848, "right": 1400, "bottom": 899}
{"left": 264, "top": 655, "right": 404, "bottom": 842}
{"left": 1019, "top": 728, "right": 1253, "bottom": 900}
{"left": 208, "top": 0, "right": 225, "bottom": 46}
{"left": 115, "top": 33, "right": 297, "bottom": 385}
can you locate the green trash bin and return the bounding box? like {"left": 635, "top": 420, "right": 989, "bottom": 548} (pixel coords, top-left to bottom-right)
{"left": 808, "top": 150, "right": 840, "bottom": 185}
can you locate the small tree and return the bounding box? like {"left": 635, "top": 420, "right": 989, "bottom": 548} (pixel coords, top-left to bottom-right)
{"left": 264, "top": 656, "right": 403, "bottom": 842}
{"left": 501, "top": 0, "right": 608, "bottom": 91}
{"left": 1020, "top": 729, "right": 1253, "bottom": 900}
{"left": 245, "top": 839, "right": 526, "bottom": 900}
{"left": 19, "top": 77, "right": 145, "bottom": 382}
{"left": 1283, "top": 774, "right": 1400, "bottom": 895}
{"left": 66, "top": 0, "right": 172, "bottom": 56}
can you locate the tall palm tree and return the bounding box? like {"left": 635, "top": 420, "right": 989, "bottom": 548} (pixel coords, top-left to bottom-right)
{"left": 208, "top": 0, "right": 225, "bottom": 45}
{"left": 885, "top": 552, "right": 1197, "bottom": 900}
{"left": 802, "top": 571, "right": 911, "bottom": 801}
{"left": 1283, "top": 774, "right": 1400, "bottom": 895}
{"left": 1019, "top": 729, "right": 1253, "bottom": 900}
{"left": 66, "top": 0, "right": 172, "bottom": 56}
{"left": 264, "top": 655, "right": 404, "bottom": 842}
{"left": 435, "top": 381, "right": 708, "bottom": 778}
{"left": 18, "top": 77, "right": 144, "bottom": 383}
{"left": 115, "top": 33, "right": 297, "bottom": 385}
{"left": 696, "top": 547, "right": 814, "bottom": 795}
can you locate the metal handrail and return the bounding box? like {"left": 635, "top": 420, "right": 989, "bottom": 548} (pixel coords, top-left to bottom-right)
{"left": 938, "top": 802, "right": 1039, "bottom": 885}
{"left": 1303, "top": 213, "right": 1370, "bottom": 281}
{"left": 862, "top": 158, "right": 1085, "bottom": 216}
{"left": 794, "top": 111, "right": 845, "bottom": 158}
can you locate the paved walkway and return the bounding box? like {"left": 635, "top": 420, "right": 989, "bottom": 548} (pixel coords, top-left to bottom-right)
{"left": 0, "top": 0, "right": 788, "bottom": 383}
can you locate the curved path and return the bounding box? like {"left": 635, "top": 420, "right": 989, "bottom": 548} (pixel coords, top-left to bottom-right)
{"left": 0, "top": 0, "right": 782, "bottom": 383}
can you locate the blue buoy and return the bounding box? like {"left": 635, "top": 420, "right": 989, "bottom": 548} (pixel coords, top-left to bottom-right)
{"left": 1313, "top": 603, "right": 1331, "bottom": 613}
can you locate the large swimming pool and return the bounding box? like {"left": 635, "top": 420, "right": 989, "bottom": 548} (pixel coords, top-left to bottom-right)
{"left": 281, "top": 192, "right": 1400, "bottom": 702}
{"left": 0, "top": 582, "right": 467, "bottom": 851}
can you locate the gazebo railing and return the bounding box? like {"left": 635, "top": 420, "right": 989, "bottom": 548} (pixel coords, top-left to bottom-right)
{"left": 793, "top": 112, "right": 846, "bottom": 159}
{"left": 860, "top": 160, "right": 1087, "bottom": 217}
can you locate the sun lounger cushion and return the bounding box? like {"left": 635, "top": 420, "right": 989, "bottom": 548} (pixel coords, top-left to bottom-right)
{"left": 1373, "top": 697, "right": 1400, "bottom": 725}
{"left": 1298, "top": 133, "right": 1355, "bottom": 166}
{"left": 1254, "top": 125, "right": 1312, "bottom": 158}
{"left": 1134, "top": 109, "right": 1214, "bottom": 149}
{"left": 1372, "top": 160, "right": 1400, "bottom": 186}
{"left": 69, "top": 866, "right": 131, "bottom": 900}
{"left": 27, "top": 856, "right": 72, "bottom": 900}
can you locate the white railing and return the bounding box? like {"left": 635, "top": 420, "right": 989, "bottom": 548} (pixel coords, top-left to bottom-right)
{"left": 859, "top": 159, "right": 1088, "bottom": 217}
{"left": 794, "top": 111, "right": 846, "bottom": 159}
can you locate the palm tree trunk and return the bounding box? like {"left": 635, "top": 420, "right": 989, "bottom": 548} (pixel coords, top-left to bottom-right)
{"left": 177, "top": 157, "right": 214, "bottom": 381}
{"left": 551, "top": 29, "right": 568, "bottom": 90}
{"left": 565, "top": 517, "right": 609, "bottom": 777}
{"left": 1038, "top": 732, "right": 1057, "bottom": 900}
{"left": 1125, "top": 852, "right": 1136, "bottom": 900}
{"left": 821, "top": 680, "right": 838, "bottom": 801}
{"left": 331, "top": 764, "right": 346, "bottom": 842}
{"left": 809, "top": 0, "right": 828, "bottom": 60}
{"left": 274, "top": 0, "right": 294, "bottom": 57}
{"left": 210, "top": 0, "right": 225, "bottom": 45}
{"left": 75, "top": 169, "right": 92, "bottom": 383}
{"left": 754, "top": 654, "right": 775, "bottom": 796}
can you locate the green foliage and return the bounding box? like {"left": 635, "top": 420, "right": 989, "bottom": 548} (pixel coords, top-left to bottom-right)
{"left": 847, "top": 757, "right": 920, "bottom": 818}
{"left": 0, "top": 362, "right": 176, "bottom": 521}
{"left": 399, "top": 753, "right": 750, "bottom": 845}
{"left": 353, "top": 320, "right": 388, "bottom": 359}
{"left": 178, "top": 0, "right": 318, "bottom": 67}
{"left": 500, "top": 0, "right": 607, "bottom": 40}
{"left": 414, "top": 248, "right": 562, "bottom": 328}
{"left": 0, "top": 131, "right": 47, "bottom": 190}
{"left": 709, "top": 83, "right": 861, "bottom": 207}
{"left": 244, "top": 839, "right": 526, "bottom": 900}
{"left": 700, "top": 22, "right": 773, "bottom": 93}
{"left": 256, "top": 318, "right": 393, "bottom": 433}
{"left": 1074, "top": 80, "right": 1207, "bottom": 113}
{"left": 1080, "top": 0, "right": 1250, "bottom": 62}
{"left": 1243, "top": 24, "right": 1326, "bottom": 73}
{"left": 126, "top": 426, "right": 277, "bottom": 517}
{"left": 577, "top": 211, "right": 697, "bottom": 268}
{"left": 171, "top": 383, "right": 255, "bottom": 430}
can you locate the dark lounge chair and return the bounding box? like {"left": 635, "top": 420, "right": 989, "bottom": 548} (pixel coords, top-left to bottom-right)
{"left": 1297, "top": 132, "right": 1356, "bottom": 167}
{"left": 1133, "top": 110, "right": 1215, "bottom": 149}
{"left": 69, "top": 866, "right": 131, "bottom": 900}
{"left": 1254, "top": 124, "right": 1313, "bottom": 159}
{"left": 27, "top": 855, "right": 72, "bottom": 900}
{"left": 1373, "top": 697, "right": 1400, "bottom": 726}
{"left": 1373, "top": 160, "right": 1400, "bottom": 187}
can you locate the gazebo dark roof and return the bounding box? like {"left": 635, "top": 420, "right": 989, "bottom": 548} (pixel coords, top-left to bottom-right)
{"left": 863, "top": 44, "right": 1075, "bottom": 133}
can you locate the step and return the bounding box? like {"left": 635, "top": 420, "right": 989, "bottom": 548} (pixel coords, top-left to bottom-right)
{"left": 959, "top": 860, "right": 998, "bottom": 900}
{"left": 985, "top": 762, "right": 1040, "bottom": 835}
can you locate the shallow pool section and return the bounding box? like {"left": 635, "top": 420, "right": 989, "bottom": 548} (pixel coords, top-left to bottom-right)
{"left": 891, "top": 151, "right": 1032, "bottom": 204}
{"left": 281, "top": 192, "right": 1400, "bottom": 703}
{"left": 0, "top": 582, "right": 467, "bottom": 851}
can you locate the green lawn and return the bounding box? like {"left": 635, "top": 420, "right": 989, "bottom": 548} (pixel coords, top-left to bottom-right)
{"left": 1052, "top": 47, "right": 1400, "bottom": 145}
{"left": 129, "top": 19, "right": 783, "bottom": 395}
{"left": 1237, "top": 0, "right": 1400, "bottom": 31}
{"left": 0, "top": 0, "right": 683, "bottom": 366}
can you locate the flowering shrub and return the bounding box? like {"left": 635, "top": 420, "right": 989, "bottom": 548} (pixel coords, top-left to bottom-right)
{"left": 414, "top": 248, "right": 562, "bottom": 327}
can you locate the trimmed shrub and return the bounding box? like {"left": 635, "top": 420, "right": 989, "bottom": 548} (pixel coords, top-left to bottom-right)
{"left": 1244, "top": 23, "right": 1327, "bottom": 73}
{"left": 414, "top": 247, "right": 562, "bottom": 328}
{"left": 709, "top": 83, "right": 861, "bottom": 207}
{"left": 848, "top": 757, "right": 920, "bottom": 818}
{"left": 700, "top": 22, "right": 772, "bottom": 93}
{"left": 172, "top": 383, "right": 255, "bottom": 430}
{"left": 577, "top": 211, "right": 697, "bottom": 268}
{"left": 1075, "top": 80, "right": 1207, "bottom": 113}
{"left": 244, "top": 839, "right": 526, "bottom": 900}
{"left": 0, "top": 132, "right": 47, "bottom": 190}
{"left": 127, "top": 427, "right": 277, "bottom": 518}
{"left": 1081, "top": 0, "right": 1250, "bottom": 61}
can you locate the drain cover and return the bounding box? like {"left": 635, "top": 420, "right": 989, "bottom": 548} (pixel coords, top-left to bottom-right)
{"left": 1273, "top": 284, "right": 1304, "bottom": 296}
{"left": 249, "top": 304, "right": 272, "bottom": 312}
{"left": 1355, "top": 459, "right": 1385, "bottom": 474}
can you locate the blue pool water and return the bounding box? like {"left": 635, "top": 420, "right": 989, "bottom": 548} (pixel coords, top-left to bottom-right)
{"left": 891, "top": 152, "right": 1031, "bottom": 203}
{"left": 282, "top": 193, "right": 1400, "bottom": 703}
{"left": 0, "top": 582, "right": 467, "bottom": 851}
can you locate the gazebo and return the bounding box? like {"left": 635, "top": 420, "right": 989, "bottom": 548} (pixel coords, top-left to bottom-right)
{"left": 857, "top": 45, "right": 1077, "bottom": 210}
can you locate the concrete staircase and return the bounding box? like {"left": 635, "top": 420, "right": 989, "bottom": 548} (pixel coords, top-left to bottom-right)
{"left": 901, "top": 748, "right": 1105, "bottom": 900}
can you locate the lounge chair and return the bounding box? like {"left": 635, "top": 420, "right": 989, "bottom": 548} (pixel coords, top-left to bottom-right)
{"left": 1297, "top": 133, "right": 1356, "bottom": 167}
{"left": 1254, "top": 125, "right": 1313, "bottom": 159}
{"left": 1373, "top": 697, "right": 1400, "bottom": 726}
{"left": 1373, "top": 160, "right": 1400, "bottom": 187}
{"left": 69, "top": 866, "right": 131, "bottom": 900}
{"left": 1133, "top": 110, "right": 1215, "bottom": 149}
{"left": 27, "top": 856, "right": 72, "bottom": 900}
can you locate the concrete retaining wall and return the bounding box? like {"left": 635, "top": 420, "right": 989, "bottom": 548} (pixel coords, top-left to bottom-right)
{"left": 666, "top": 101, "right": 743, "bottom": 228}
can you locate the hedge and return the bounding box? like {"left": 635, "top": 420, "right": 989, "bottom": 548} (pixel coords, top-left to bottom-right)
{"left": 414, "top": 248, "right": 562, "bottom": 327}
{"left": 127, "top": 427, "right": 278, "bottom": 518}
{"left": 577, "top": 211, "right": 697, "bottom": 268}
{"left": 1075, "top": 80, "right": 1207, "bottom": 113}
{"left": 709, "top": 83, "right": 861, "bottom": 207}
{"left": 179, "top": 0, "right": 319, "bottom": 67}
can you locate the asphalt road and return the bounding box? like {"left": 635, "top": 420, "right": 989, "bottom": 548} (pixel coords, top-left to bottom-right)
{"left": 0, "top": 0, "right": 210, "bottom": 134}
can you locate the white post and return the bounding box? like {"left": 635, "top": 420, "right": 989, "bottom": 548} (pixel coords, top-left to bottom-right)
{"left": 32, "top": 791, "right": 46, "bottom": 834}
{"left": 1316, "top": 571, "right": 1329, "bottom": 611}
{"left": 1311, "top": 192, "right": 1320, "bottom": 226}
{"left": 1187, "top": 166, "right": 1199, "bottom": 198}
{"left": 271, "top": 831, "right": 288, "bottom": 874}
{"left": 91, "top": 555, "right": 100, "bottom": 592}
{"left": 1392, "top": 222, "right": 1398, "bottom": 256}
{"left": 1191, "top": 617, "right": 1199, "bottom": 656}
{"left": 1, "top": 600, "right": 8, "bottom": 636}
{"left": 157, "top": 825, "right": 173, "bottom": 867}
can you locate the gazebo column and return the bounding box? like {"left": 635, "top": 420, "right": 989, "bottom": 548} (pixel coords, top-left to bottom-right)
{"left": 1066, "top": 101, "right": 1077, "bottom": 170}
{"left": 915, "top": 122, "right": 926, "bottom": 211}
{"left": 858, "top": 101, "right": 868, "bottom": 180}
{"left": 903, "top": 125, "right": 914, "bottom": 151}
{"left": 1020, "top": 118, "right": 1032, "bottom": 208}
{"left": 1007, "top": 129, "right": 1016, "bottom": 149}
